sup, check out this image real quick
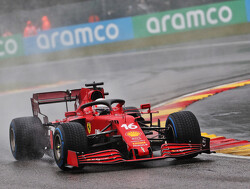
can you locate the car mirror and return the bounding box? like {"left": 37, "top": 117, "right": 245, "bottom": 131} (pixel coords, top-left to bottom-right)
{"left": 140, "top": 104, "right": 151, "bottom": 109}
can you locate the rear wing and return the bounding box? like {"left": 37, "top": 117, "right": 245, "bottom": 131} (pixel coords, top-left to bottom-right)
{"left": 31, "top": 89, "right": 81, "bottom": 117}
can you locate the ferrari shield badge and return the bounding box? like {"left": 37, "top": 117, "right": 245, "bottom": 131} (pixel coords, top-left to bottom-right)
{"left": 87, "top": 122, "right": 91, "bottom": 134}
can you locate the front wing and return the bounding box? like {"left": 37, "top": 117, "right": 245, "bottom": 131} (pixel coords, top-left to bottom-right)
{"left": 67, "top": 137, "right": 212, "bottom": 167}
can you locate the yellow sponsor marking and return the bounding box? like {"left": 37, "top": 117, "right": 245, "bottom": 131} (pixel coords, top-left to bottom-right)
{"left": 214, "top": 80, "right": 250, "bottom": 89}
{"left": 216, "top": 144, "right": 250, "bottom": 156}
{"left": 241, "top": 80, "right": 250, "bottom": 85}
{"left": 144, "top": 79, "right": 250, "bottom": 157}
{"left": 177, "top": 94, "right": 213, "bottom": 102}
{"left": 161, "top": 122, "right": 165, "bottom": 127}
{"left": 202, "top": 132, "right": 250, "bottom": 156}
{"left": 143, "top": 107, "right": 183, "bottom": 119}
{"left": 201, "top": 133, "right": 212, "bottom": 138}
{"left": 157, "top": 107, "right": 184, "bottom": 116}
{"left": 143, "top": 79, "right": 250, "bottom": 129}
{"left": 201, "top": 133, "right": 222, "bottom": 139}
{"left": 201, "top": 132, "right": 209, "bottom": 136}
{"left": 151, "top": 121, "right": 166, "bottom": 127}
{"left": 126, "top": 131, "right": 141, "bottom": 137}
{"left": 133, "top": 141, "right": 146, "bottom": 145}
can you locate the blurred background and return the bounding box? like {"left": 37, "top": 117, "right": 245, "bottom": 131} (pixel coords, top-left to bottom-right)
{"left": 0, "top": 0, "right": 230, "bottom": 34}
{"left": 0, "top": 0, "right": 249, "bottom": 128}
{"left": 0, "top": 0, "right": 248, "bottom": 96}
{"left": 0, "top": 0, "right": 249, "bottom": 100}
{"left": 0, "top": 1, "right": 250, "bottom": 187}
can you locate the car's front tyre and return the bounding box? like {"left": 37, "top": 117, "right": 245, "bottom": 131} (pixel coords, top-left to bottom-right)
{"left": 165, "top": 111, "right": 201, "bottom": 159}
{"left": 53, "top": 122, "right": 88, "bottom": 170}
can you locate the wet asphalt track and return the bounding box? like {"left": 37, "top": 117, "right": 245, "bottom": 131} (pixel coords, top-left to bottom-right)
{"left": 187, "top": 84, "right": 250, "bottom": 141}
{"left": 0, "top": 35, "right": 250, "bottom": 188}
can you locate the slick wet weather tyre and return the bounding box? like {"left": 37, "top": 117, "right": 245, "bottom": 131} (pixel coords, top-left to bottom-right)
{"left": 165, "top": 111, "right": 201, "bottom": 159}
{"left": 9, "top": 116, "right": 46, "bottom": 160}
{"left": 53, "top": 122, "right": 88, "bottom": 170}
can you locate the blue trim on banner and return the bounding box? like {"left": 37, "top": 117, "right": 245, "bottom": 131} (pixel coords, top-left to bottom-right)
{"left": 246, "top": 0, "right": 250, "bottom": 22}
{"left": 24, "top": 17, "right": 134, "bottom": 55}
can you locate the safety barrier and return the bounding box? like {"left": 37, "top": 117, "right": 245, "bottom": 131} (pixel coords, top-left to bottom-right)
{"left": 1, "top": 0, "right": 250, "bottom": 60}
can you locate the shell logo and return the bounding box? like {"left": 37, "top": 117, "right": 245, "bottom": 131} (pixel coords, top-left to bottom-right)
{"left": 126, "top": 131, "right": 142, "bottom": 137}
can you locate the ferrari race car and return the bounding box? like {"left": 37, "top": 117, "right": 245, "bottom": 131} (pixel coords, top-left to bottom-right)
{"left": 9, "top": 82, "right": 211, "bottom": 170}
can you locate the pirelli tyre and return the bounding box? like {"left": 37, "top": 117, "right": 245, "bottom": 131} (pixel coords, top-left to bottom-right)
{"left": 9, "top": 116, "right": 46, "bottom": 160}
{"left": 53, "top": 122, "right": 88, "bottom": 170}
{"left": 165, "top": 111, "right": 201, "bottom": 159}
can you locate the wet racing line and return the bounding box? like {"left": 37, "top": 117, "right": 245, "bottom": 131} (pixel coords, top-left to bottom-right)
{"left": 142, "top": 79, "right": 250, "bottom": 157}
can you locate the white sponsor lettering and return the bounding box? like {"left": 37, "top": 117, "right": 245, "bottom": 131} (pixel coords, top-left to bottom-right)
{"left": 0, "top": 38, "right": 18, "bottom": 56}
{"left": 37, "top": 34, "right": 50, "bottom": 49}
{"left": 147, "top": 17, "right": 160, "bottom": 33}
{"left": 218, "top": 6, "right": 232, "bottom": 23}
{"left": 147, "top": 6, "right": 233, "bottom": 34}
{"left": 186, "top": 10, "right": 206, "bottom": 28}
{"left": 36, "top": 23, "right": 120, "bottom": 50}
{"left": 94, "top": 25, "right": 105, "bottom": 41}
{"left": 0, "top": 40, "right": 4, "bottom": 56}
{"left": 5, "top": 39, "right": 18, "bottom": 54}
{"left": 51, "top": 32, "right": 59, "bottom": 48}
{"left": 60, "top": 30, "right": 74, "bottom": 46}
{"left": 75, "top": 27, "right": 93, "bottom": 44}
{"left": 161, "top": 15, "right": 171, "bottom": 32}
{"left": 207, "top": 7, "right": 218, "bottom": 25}
{"left": 106, "top": 24, "right": 119, "bottom": 39}
{"left": 172, "top": 13, "right": 186, "bottom": 30}
{"left": 121, "top": 123, "right": 138, "bottom": 130}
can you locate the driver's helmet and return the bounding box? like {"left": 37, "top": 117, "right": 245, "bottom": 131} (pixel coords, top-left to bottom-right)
{"left": 93, "top": 98, "right": 109, "bottom": 115}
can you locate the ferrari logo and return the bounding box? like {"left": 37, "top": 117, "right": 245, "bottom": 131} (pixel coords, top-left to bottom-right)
{"left": 87, "top": 122, "right": 91, "bottom": 134}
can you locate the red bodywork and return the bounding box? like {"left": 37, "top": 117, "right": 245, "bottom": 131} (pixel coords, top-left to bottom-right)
{"left": 67, "top": 142, "right": 210, "bottom": 167}
{"left": 31, "top": 82, "right": 211, "bottom": 167}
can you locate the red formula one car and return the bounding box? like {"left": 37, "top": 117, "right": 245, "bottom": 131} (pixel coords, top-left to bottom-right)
{"left": 9, "top": 82, "right": 211, "bottom": 170}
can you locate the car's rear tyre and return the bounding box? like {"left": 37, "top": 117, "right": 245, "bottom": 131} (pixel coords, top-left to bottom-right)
{"left": 53, "top": 122, "right": 88, "bottom": 170}
{"left": 9, "top": 116, "right": 46, "bottom": 160}
{"left": 165, "top": 111, "right": 201, "bottom": 159}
